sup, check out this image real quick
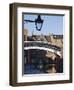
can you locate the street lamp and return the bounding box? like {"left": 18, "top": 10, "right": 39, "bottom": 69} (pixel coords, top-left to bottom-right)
{"left": 24, "top": 15, "right": 43, "bottom": 31}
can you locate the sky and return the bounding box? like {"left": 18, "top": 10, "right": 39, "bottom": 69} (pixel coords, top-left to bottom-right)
{"left": 23, "top": 14, "right": 64, "bottom": 36}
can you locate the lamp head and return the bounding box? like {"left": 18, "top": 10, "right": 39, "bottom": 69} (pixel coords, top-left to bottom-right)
{"left": 35, "top": 15, "right": 43, "bottom": 31}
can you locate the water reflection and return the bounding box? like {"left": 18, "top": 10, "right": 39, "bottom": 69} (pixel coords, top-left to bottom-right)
{"left": 24, "top": 49, "right": 63, "bottom": 74}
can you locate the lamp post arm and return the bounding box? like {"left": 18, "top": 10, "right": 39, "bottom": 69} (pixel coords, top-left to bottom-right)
{"left": 24, "top": 20, "right": 35, "bottom": 23}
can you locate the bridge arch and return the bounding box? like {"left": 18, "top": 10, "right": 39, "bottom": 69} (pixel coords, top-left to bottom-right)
{"left": 24, "top": 41, "right": 62, "bottom": 57}
{"left": 24, "top": 46, "right": 61, "bottom": 57}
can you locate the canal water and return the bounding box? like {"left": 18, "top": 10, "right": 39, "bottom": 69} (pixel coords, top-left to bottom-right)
{"left": 24, "top": 50, "right": 63, "bottom": 74}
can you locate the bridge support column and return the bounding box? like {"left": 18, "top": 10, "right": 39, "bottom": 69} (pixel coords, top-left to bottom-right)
{"left": 51, "top": 54, "right": 56, "bottom": 73}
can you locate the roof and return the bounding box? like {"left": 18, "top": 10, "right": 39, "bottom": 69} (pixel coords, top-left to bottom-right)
{"left": 53, "top": 35, "right": 63, "bottom": 39}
